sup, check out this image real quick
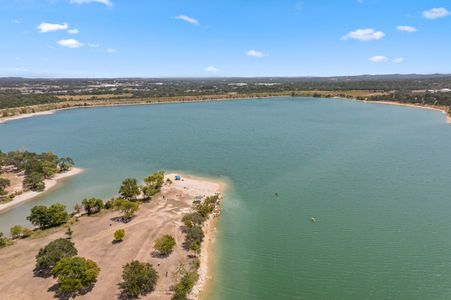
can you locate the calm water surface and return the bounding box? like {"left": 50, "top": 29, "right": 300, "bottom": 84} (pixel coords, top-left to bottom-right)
{"left": 1, "top": 97, "right": 451, "bottom": 299}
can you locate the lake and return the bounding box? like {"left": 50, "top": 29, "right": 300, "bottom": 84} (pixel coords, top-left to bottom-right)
{"left": 1, "top": 97, "right": 451, "bottom": 299}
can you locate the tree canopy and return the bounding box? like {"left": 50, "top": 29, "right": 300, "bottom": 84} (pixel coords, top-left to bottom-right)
{"left": 119, "top": 178, "right": 140, "bottom": 201}
{"left": 119, "top": 260, "right": 158, "bottom": 298}
{"left": 35, "top": 238, "right": 78, "bottom": 272}
{"left": 81, "top": 197, "right": 104, "bottom": 215}
{"left": 154, "top": 235, "right": 176, "bottom": 256}
{"left": 51, "top": 256, "right": 100, "bottom": 294}
{"left": 27, "top": 203, "right": 69, "bottom": 229}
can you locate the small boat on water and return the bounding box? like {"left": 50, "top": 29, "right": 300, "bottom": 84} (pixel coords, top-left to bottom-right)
{"left": 310, "top": 217, "right": 317, "bottom": 223}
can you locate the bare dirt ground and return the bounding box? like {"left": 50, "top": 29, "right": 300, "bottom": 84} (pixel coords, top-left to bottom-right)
{"left": 0, "top": 173, "right": 225, "bottom": 300}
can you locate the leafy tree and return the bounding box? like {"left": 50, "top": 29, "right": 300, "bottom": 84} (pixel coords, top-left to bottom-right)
{"left": 51, "top": 257, "right": 100, "bottom": 294}
{"left": 119, "top": 178, "right": 140, "bottom": 200}
{"left": 185, "top": 226, "right": 204, "bottom": 252}
{"left": 113, "top": 198, "right": 139, "bottom": 220}
{"left": 114, "top": 229, "right": 125, "bottom": 242}
{"left": 172, "top": 271, "right": 199, "bottom": 300}
{"left": 10, "top": 225, "right": 32, "bottom": 239}
{"left": 74, "top": 203, "right": 81, "bottom": 215}
{"left": 27, "top": 203, "right": 69, "bottom": 229}
{"left": 40, "top": 160, "right": 58, "bottom": 179}
{"left": 182, "top": 212, "right": 205, "bottom": 228}
{"left": 81, "top": 198, "right": 104, "bottom": 215}
{"left": 23, "top": 172, "right": 45, "bottom": 191}
{"left": 142, "top": 171, "right": 165, "bottom": 199}
{"left": 154, "top": 235, "right": 176, "bottom": 256}
{"left": 36, "top": 238, "right": 78, "bottom": 272}
{"left": 0, "top": 178, "right": 10, "bottom": 195}
{"left": 57, "top": 157, "right": 74, "bottom": 172}
{"left": 119, "top": 260, "right": 158, "bottom": 298}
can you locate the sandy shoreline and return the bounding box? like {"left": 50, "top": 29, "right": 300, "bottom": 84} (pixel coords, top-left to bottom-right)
{"left": 0, "top": 110, "right": 57, "bottom": 124}
{"left": 361, "top": 100, "right": 451, "bottom": 124}
{"left": 0, "top": 167, "right": 84, "bottom": 214}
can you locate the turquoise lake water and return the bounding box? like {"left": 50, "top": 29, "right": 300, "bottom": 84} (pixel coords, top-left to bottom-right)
{"left": 1, "top": 97, "right": 451, "bottom": 299}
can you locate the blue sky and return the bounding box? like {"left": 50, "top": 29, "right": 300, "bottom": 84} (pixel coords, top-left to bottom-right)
{"left": 1, "top": 0, "right": 451, "bottom": 78}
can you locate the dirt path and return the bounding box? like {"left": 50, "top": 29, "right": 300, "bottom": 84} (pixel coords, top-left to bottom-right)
{"left": 0, "top": 174, "right": 224, "bottom": 300}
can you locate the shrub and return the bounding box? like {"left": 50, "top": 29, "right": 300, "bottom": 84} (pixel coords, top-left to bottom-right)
{"left": 154, "top": 235, "right": 176, "bottom": 256}
{"left": 112, "top": 198, "right": 139, "bottom": 220}
{"left": 172, "top": 271, "right": 199, "bottom": 300}
{"left": 51, "top": 257, "right": 100, "bottom": 294}
{"left": 119, "top": 261, "right": 158, "bottom": 298}
{"left": 0, "top": 232, "right": 8, "bottom": 248}
{"left": 81, "top": 198, "right": 104, "bottom": 215}
{"left": 182, "top": 212, "right": 205, "bottom": 228}
{"left": 119, "top": 178, "right": 140, "bottom": 201}
{"left": 27, "top": 203, "right": 69, "bottom": 229}
{"left": 35, "top": 238, "right": 78, "bottom": 273}
{"left": 23, "top": 172, "right": 45, "bottom": 191}
{"left": 185, "top": 226, "right": 204, "bottom": 252}
{"left": 114, "top": 229, "right": 125, "bottom": 242}
{"left": 10, "top": 225, "right": 32, "bottom": 239}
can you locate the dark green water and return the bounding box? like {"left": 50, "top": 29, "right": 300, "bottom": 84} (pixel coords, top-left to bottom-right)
{"left": 1, "top": 97, "right": 451, "bottom": 299}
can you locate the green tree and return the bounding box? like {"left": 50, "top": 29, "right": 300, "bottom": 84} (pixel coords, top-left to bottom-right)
{"left": 154, "top": 235, "right": 176, "bottom": 256}
{"left": 172, "top": 271, "right": 199, "bottom": 300}
{"left": 23, "top": 172, "right": 45, "bottom": 192}
{"left": 114, "top": 229, "right": 125, "bottom": 242}
{"left": 40, "top": 160, "right": 58, "bottom": 179}
{"left": 10, "top": 225, "right": 32, "bottom": 239}
{"left": 81, "top": 198, "right": 104, "bottom": 215}
{"left": 182, "top": 212, "right": 205, "bottom": 228}
{"left": 27, "top": 203, "right": 69, "bottom": 229}
{"left": 51, "top": 257, "right": 100, "bottom": 294}
{"left": 113, "top": 198, "right": 139, "bottom": 220}
{"left": 119, "top": 178, "right": 140, "bottom": 200}
{"left": 142, "top": 171, "right": 165, "bottom": 199}
{"left": 119, "top": 260, "right": 158, "bottom": 298}
{"left": 0, "top": 178, "right": 10, "bottom": 195}
{"left": 57, "top": 157, "right": 74, "bottom": 172}
{"left": 185, "top": 226, "right": 204, "bottom": 252}
{"left": 35, "top": 238, "right": 78, "bottom": 273}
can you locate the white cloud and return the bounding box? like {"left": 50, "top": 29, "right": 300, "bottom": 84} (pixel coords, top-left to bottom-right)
{"left": 175, "top": 15, "right": 199, "bottom": 25}
{"left": 69, "top": 0, "right": 112, "bottom": 6}
{"left": 369, "top": 55, "right": 389, "bottom": 63}
{"left": 394, "top": 57, "right": 404, "bottom": 64}
{"left": 107, "top": 48, "right": 117, "bottom": 53}
{"left": 342, "top": 28, "right": 385, "bottom": 41}
{"left": 12, "top": 19, "right": 20, "bottom": 24}
{"left": 57, "top": 39, "right": 83, "bottom": 48}
{"left": 38, "top": 22, "right": 68, "bottom": 33}
{"left": 205, "top": 66, "right": 220, "bottom": 73}
{"left": 423, "top": 8, "right": 450, "bottom": 20}
{"left": 397, "top": 25, "right": 417, "bottom": 32}
{"left": 87, "top": 43, "right": 100, "bottom": 48}
{"left": 67, "top": 29, "right": 79, "bottom": 34}
{"left": 246, "top": 50, "right": 267, "bottom": 58}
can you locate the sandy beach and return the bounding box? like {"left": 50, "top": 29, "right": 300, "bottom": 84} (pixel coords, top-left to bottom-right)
{"left": 0, "top": 172, "right": 225, "bottom": 300}
{"left": 0, "top": 167, "right": 84, "bottom": 214}
{"left": 0, "top": 110, "right": 56, "bottom": 124}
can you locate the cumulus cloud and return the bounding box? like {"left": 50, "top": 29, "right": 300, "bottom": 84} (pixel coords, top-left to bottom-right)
{"left": 57, "top": 39, "right": 83, "bottom": 48}
{"left": 397, "top": 25, "right": 417, "bottom": 32}
{"left": 205, "top": 66, "right": 220, "bottom": 73}
{"left": 369, "top": 55, "right": 389, "bottom": 63}
{"left": 69, "top": 0, "right": 112, "bottom": 6}
{"left": 175, "top": 15, "right": 199, "bottom": 25}
{"left": 423, "top": 8, "right": 450, "bottom": 20}
{"left": 342, "top": 28, "right": 385, "bottom": 41}
{"left": 246, "top": 50, "right": 267, "bottom": 58}
{"left": 106, "top": 48, "right": 117, "bottom": 53}
{"left": 38, "top": 22, "right": 68, "bottom": 33}
{"left": 67, "top": 29, "right": 79, "bottom": 34}
{"left": 393, "top": 57, "right": 404, "bottom": 64}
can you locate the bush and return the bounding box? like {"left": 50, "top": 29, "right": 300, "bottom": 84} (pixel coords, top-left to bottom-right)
{"left": 51, "top": 257, "right": 100, "bottom": 294}
{"left": 172, "top": 271, "right": 199, "bottom": 300}
{"left": 35, "top": 238, "right": 78, "bottom": 273}
{"left": 185, "top": 226, "right": 204, "bottom": 252}
{"left": 10, "top": 225, "right": 32, "bottom": 239}
{"left": 112, "top": 198, "right": 139, "bottom": 220}
{"left": 114, "top": 229, "right": 125, "bottom": 242}
{"left": 0, "top": 232, "right": 8, "bottom": 248}
{"left": 0, "top": 177, "right": 10, "bottom": 195}
{"left": 154, "top": 235, "right": 176, "bottom": 256}
{"left": 120, "top": 261, "right": 158, "bottom": 298}
{"left": 27, "top": 203, "right": 69, "bottom": 229}
{"left": 142, "top": 171, "right": 165, "bottom": 199}
{"left": 182, "top": 212, "right": 205, "bottom": 228}
{"left": 23, "top": 172, "right": 45, "bottom": 191}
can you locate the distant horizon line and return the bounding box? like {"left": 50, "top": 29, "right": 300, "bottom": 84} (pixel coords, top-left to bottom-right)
{"left": 1, "top": 73, "right": 451, "bottom": 80}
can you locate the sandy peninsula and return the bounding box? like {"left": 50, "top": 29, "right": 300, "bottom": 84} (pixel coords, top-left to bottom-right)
{"left": 0, "top": 173, "right": 225, "bottom": 300}
{"left": 0, "top": 167, "right": 84, "bottom": 214}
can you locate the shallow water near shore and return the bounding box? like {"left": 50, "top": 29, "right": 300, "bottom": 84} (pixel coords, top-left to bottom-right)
{"left": 1, "top": 97, "right": 451, "bottom": 299}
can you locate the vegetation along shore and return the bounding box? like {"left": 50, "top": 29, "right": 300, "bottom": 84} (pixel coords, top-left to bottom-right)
{"left": 0, "top": 171, "right": 226, "bottom": 300}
